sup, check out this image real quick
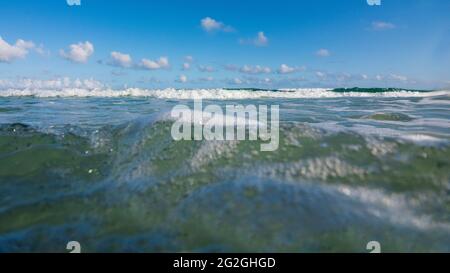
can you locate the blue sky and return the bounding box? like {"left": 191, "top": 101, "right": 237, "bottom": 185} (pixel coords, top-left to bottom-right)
{"left": 0, "top": 0, "right": 449, "bottom": 89}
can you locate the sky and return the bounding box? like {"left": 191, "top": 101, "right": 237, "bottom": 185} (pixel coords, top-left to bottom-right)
{"left": 0, "top": 0, "right": 449, "bottom": 90}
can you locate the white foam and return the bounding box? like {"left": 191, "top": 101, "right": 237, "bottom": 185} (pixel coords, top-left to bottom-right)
{"left": 312, "top": 122, "right": 449, "bottom": 145}
{"left": 0, "top": 87, "right": 449, "bottom": 99}
{"left": 335, "top": 185, "right": 450, "bottom": 231}
{"left": 169, "top": 109, "right": 264, "bottom": 127}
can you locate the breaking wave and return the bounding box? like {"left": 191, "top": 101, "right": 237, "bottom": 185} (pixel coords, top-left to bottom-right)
{"left": 0, "top": 87, "right": 448, "bottom": 99}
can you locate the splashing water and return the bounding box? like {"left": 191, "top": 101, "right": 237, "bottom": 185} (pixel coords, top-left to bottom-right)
{"left": 0, "top": 88, "right": 449, "bottom": 252}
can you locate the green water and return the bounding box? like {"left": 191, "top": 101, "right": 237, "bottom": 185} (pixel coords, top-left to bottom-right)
{"left": 0, "top": 89, "right": 449, "bottom": 252}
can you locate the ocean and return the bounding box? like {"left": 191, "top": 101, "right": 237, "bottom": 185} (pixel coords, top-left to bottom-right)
{"left": 0, "top": 87, "right": 449, "bottom": 252}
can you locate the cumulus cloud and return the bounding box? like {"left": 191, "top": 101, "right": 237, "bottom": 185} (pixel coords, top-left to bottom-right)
{"left": 389, "top": 74, "right": 408, "bottom": 82}
{"left": 232, "top": 78, "right": 243, "bottom": 84}
{"left": 110, "top": 51, "right": 132, "bottom": 67}
{"left": 335, "top": 72, "right": 353, "bottom": 82}
{"left": 225, "top": 76, "right": 274, "bottom": 86}
{"left": 182, "top": 62, "right": 191, "bottom": 70}
{"left": 0, "top": 37, "right": 35, "bottom": 63}
{"left": 371, "top": 21, "right": 396, "bottom": 31}
{"left": 60, "top": 41, "right": 94, "bottom": 63}
{"left": 103, "top": 53, "right": 169, "bottom": 70}
{"left": 316, "top": 71, "right": 327, "bottom": 79}
{"left": 278, "top": 64, "right": 295, "bottom": 74}
{"left": 316, "top": 49, "right": 330, "bottom": 57}
{"left": 201, "top": 17, "right": 234, "bottom": 32}
{"left": 0, "top": 77, "right": 104, "bottom": 90}
{"left": 177, "top": 74, "right": 188, "bottom": 83}
{"left": 277, "top": 64, "right": 305, "bottom": 74}
{"left": 240, "top": 31, "right": 269, "bottom": 47}
{"left": 140, "top": 56, "right": 169, "bottom": 70}
{"left": 239, "top": 65, "right": 271, "bottom": 74}
{"left": 35, "top": 44, "right": 50, "bottom": 57}
{"left": 263, "top": 77, "right": 272, "bottom": 84}
{"left": 373, "top": 74, "right": 407, "bottom": 82}
{"left": 182, "top": 55, "right": 194, "bottom": 70}
{"left": 254, "top": 31, "right": 268, "bottom": 46}
{"left": 313, "top": 71, "right": 369, "bottom": 84}
{"left": 15, "top": 39, "right": 35, "bottom": 50}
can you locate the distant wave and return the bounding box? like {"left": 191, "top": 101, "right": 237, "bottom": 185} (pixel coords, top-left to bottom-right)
{"left": 0, "top": 88, "right": 448, "bottom": 99}
{"left": 331, "top": 87, "right": 432, "bottom": 93}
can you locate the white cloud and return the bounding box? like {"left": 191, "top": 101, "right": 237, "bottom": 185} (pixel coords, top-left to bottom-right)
{"left": 278, "top": 64, "right": 295, "bottom": 74}
{"left": 372, "top": 74, "right": 408, "bottom": 82}
{"left": 140, "top": 56, "right": 169, "bottom": 70}
{"left": 182, "top": 62, "right": 191, "bottom": 70}
{"left": 277, "top": 64, "right": 305, "bottom": 74}
{"left": 227, "top": 76, "right": 275, "bottom": 86}
{"left": 254, "top": 31, "right": 268, "bottom": 46}
{"left": 60, "top": 41, "right": 94, "bottom": 63}
{"left": 316, "top": 49, "right": 330, "bottom": 57}
{"left": 110, "top": 51, "right": 132, "bottom": 67}
{"left": 178, "top": 74, "right": 188, "bottom": 83}
{"left": 240, "top": 31, "right": 269, "bottom": 47}
{"left": 239, "top": 65, "right": 271, "bottom": 74}
{"left": 0, "top": 77, "right": 104, "bottom": 90}
{"left": 0, "top": 37, "right": 35, "bottom": 63}
{"left": 35, "top": 44, "right": 50, "bottom": 56}
{"left": 15, "top": 39, "right": 35, "bottom": 50}
{"left": 201, "top": 17, "right": 234, "bottom": 32}
{"left": 371, "top": 21, "right": 396, "bottom": 31}
{"left": 316, "top": 71, "right": 327, "bottom": 79}
{"left": 390, "top": 74, "right": 408, "bottom": 82}
{"left": 201, "top": 17, "right": 221, "bottom": 32}
{"left": 336, "top": 73, "right": 352, "bottom": 82}
{"left": 233, "top": 78, "right": 243, "bottom": 84}
{"left": 182, "top": 55, "right": 194, "bottom": 70}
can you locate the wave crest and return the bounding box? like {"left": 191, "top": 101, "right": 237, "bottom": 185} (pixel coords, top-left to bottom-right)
{"left": 1, "top": 87, "right": 448, "bottom": 99}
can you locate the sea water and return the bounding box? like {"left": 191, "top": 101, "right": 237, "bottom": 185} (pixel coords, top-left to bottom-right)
{"left": 0, "top": 88, "right": 449, "bottom": 252}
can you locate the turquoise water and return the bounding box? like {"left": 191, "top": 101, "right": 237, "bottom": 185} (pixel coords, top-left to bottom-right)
{"left": 0, "top": 88, "right": 449, "bottom": 252}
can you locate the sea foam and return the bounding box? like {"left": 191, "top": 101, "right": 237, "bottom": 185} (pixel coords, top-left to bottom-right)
{"left": 0, "top": 88, "right": 448, "bottom": 99}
